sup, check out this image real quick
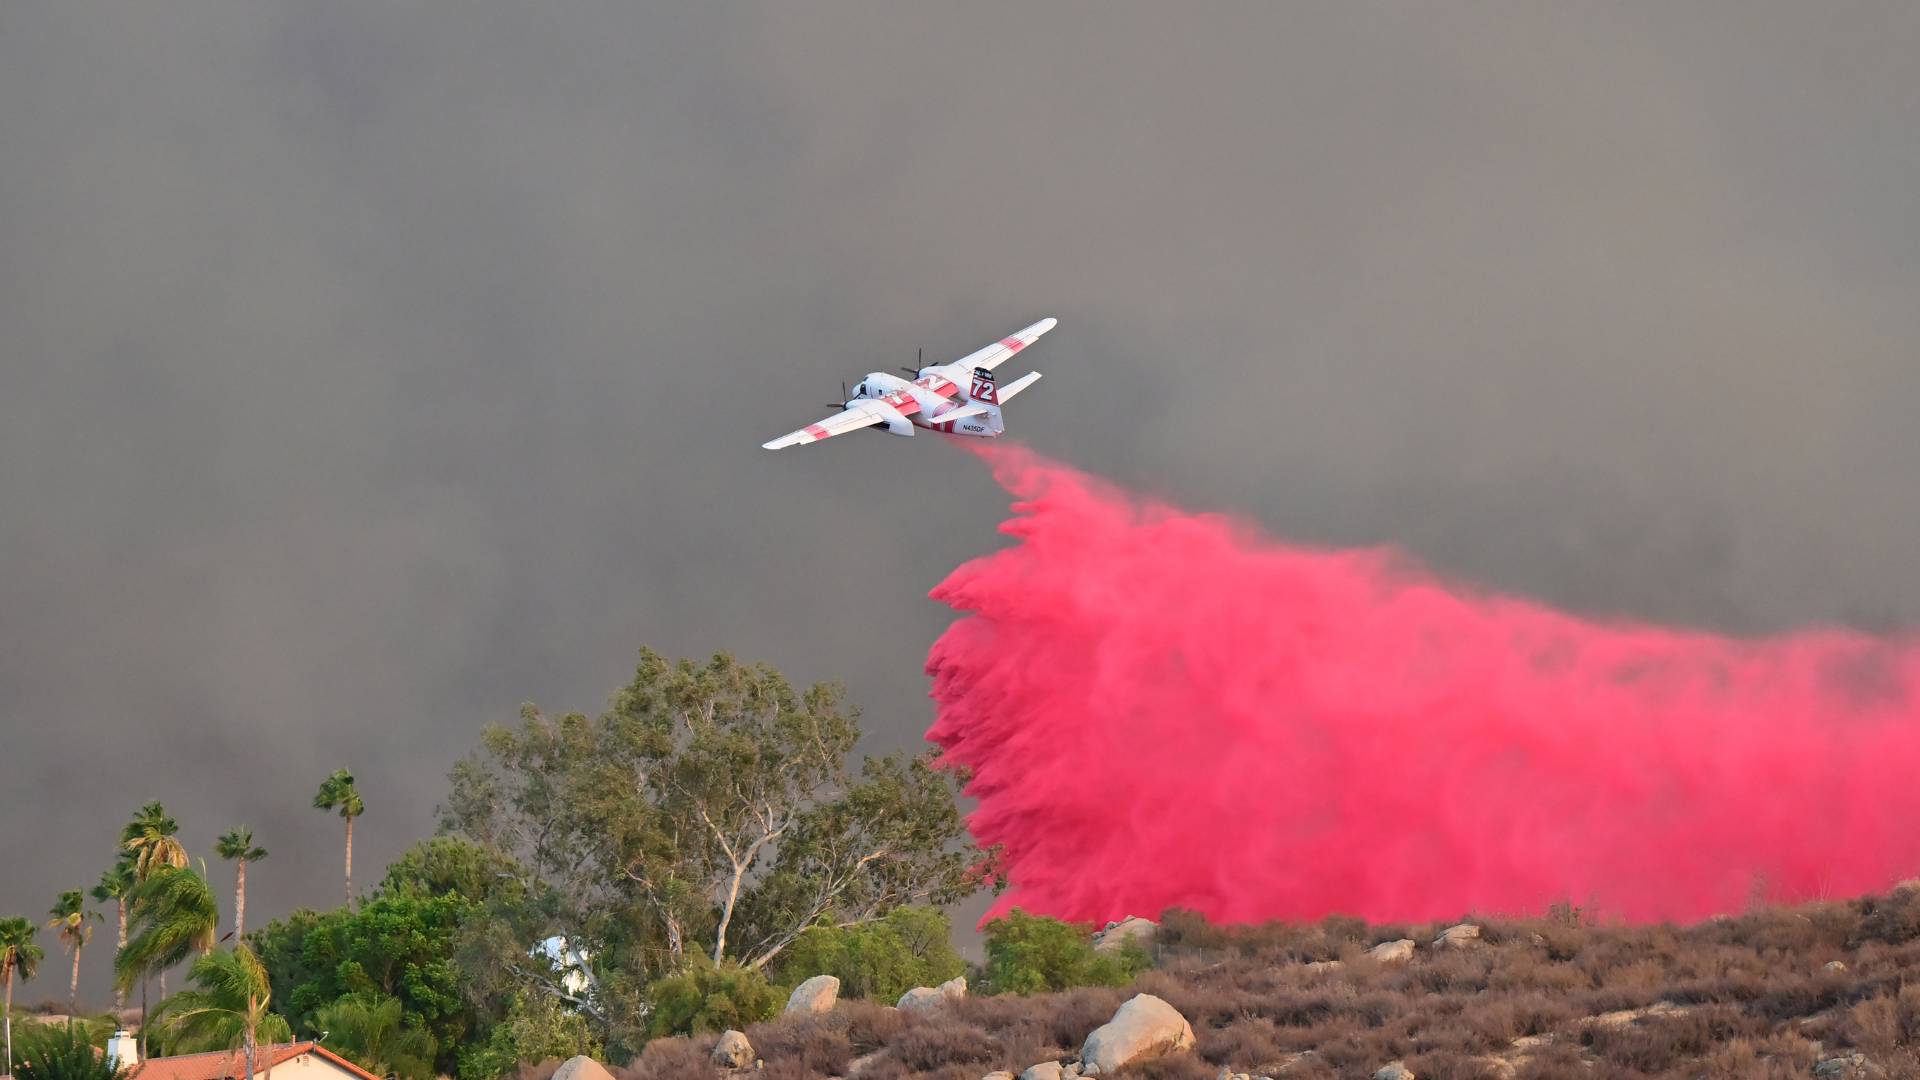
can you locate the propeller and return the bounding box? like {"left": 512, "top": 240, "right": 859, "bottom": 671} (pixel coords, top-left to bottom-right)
{"left": 899, "top": 347, "right": 924, "bottom": 378}
{"left": 827, "top": 380, "right": 852, "bottom": 408}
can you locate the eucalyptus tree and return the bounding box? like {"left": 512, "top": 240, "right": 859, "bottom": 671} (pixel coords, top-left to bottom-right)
{"left": 440, "top": 647, "right": 977, "bottom": 1012}
{"left": 313, "top": 771, "right": 365, "bottom": 906}
{"left": 214, "top": 829, "right": 268, "bottom": 938}
{"left": 91, "top": 859, "right": 136, "bottom": 1011}
{"left": 2, "top": 915, "right": 45, "bottom": 1077}
{"left": 46, "top": 891, "right": 101, "bottom": 1018}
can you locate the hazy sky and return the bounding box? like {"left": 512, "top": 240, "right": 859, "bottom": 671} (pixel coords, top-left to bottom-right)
{"left": 4, "top": 3, "right": 1917, "bottom": 1003}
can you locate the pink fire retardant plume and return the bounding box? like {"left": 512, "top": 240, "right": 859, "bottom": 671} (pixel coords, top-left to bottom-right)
{"left": 925, "top": 444, "right": 1920, "bottom": 926}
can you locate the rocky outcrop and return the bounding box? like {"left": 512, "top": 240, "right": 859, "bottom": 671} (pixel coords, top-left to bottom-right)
{"left": 1368, "top": 939, "right": 1415, "bottom": 963}
{"left": 784, "top": 974, "right": 841, "bottom": 1015}
{"left": 1432, "top": 923, "right": 1482, "bottom": 949}
{"left": 711, "top": 1030, "right": 754, "bottom": 1069}
{"left": 898, "top": 975, "right": 968, "bottom": 1011}
{"left": 1019, "top": 1064, "right": 1075, "bottom": 1080}
{"left": 1079, "top": 993, "right": 1195, "bottom": 1074}
{"left": 982, "top": 1073, "right": 1016, "bottom": 1080}
{"left": 552, "top": 1056, "right": 617, "bottom": 1080}
{"left": 1586, "top": 1001, "right": 1687, "bottom": 1029}
{"left": 1091, "top": 915, "right": 1158, "bottom": 954}
{"left": 1815, "top": 1054, "right": 1885, "bottom": 1079}
{"left": 1374, "top": 1064, "right": 1415, "bottom": 1080}
{"left": 1824, "top": 960, "right": 1849, "bottom": 972}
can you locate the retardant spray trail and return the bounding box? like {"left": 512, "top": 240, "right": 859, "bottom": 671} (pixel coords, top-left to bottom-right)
{"left": 925, "top": 445, "right": 1920, "bottom": 925}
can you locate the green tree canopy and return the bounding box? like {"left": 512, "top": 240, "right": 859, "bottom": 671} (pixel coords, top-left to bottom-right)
{"left": 257, "top": 893, "right": 476, "bottom": 1074}
{"left": 314, "top": 771, "right": 367, "bottom": 820}
{"left": 46, "top": 892, "right": 96, "bottom": 949}
{"left": 214, "top": 830, "right": 267, "bottom": 865}
{"left": 91, "top": 861, "right": 135, "bottom": 912}
{"left": 376, "top": 838, "right": 524, "bottom": 907}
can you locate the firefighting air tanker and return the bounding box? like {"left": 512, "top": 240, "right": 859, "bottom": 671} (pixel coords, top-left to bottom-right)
{"left": 760, "top": 318, "right": 1055, "bottom": 449}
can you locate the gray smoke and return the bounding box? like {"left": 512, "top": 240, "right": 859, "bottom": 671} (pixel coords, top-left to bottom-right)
{"left": 3, "top": 2, "right": 1917, "bottom": 1001}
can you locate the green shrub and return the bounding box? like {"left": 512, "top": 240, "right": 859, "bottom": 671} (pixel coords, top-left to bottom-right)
{"left": 645, "top": 961, "right": 778, "bottom": 1037}
{"left": 981, "top": 909, "right": 1149, "bottom": 995}
{"left": 774, "top": 906, "right": 966, "bottom": 1002}
{"left": 456, "top": 992, "right": 602, "bottom": 1080}
{"left": 15, "top": 1022, "right": 127, "bottom": 1080}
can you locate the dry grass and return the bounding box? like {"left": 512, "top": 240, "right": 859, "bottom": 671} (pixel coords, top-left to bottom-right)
{"left": 625, "top": 886, "right": 1920, "bottom": 1078}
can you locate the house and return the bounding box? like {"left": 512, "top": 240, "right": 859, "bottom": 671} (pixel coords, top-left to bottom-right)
{"left": 127, "top": 1044, "right": 382, "bottom": 1080}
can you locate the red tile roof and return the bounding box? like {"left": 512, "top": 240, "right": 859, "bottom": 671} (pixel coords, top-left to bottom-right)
{"left": 129, "top": 1044, "right": 382, "bottom": 1080}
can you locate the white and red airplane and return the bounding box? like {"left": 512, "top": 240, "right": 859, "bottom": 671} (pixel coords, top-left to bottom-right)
{"left": 761, "top": 317, "right": 1055, "bottom": 449}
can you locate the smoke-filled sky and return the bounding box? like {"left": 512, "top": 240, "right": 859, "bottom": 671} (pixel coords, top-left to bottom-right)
{"left": 3, "top": 3, "right": 1918, "bottom": 1001}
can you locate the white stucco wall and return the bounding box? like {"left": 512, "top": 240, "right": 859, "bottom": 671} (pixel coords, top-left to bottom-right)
{"left": 258, "top": 1053, "right": 368, "bottom": 1080}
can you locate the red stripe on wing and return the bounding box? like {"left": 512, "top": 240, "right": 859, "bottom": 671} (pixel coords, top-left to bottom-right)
{"left": 915, "top": 374, "right": 961, "bottom": 398}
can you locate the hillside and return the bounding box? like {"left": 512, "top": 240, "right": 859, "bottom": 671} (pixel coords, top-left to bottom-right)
{"left": 617, "top": 886, "right": 1920, "bottom": 1080}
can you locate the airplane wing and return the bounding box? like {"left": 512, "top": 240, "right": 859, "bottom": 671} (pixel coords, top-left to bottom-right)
{"left": 944, "top": 317, "right": 1058, "bottom": 376}
{"left": 761, "top": 406, "right": 887, "bottom": 449}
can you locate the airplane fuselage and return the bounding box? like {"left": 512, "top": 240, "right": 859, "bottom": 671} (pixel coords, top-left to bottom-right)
{"left": 847, "top": 371, "right": 999, "bottom": 436}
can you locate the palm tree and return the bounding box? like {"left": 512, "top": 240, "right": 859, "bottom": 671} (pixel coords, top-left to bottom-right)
{"left": 312, "top": 771, "right": 365, "bottom": 906}
{"left": 120, "top": 804, "right": 191, "bottom": 1025}
{"left": 214, "top": 829, "right": 268, "bottom": 939}
{"left": 150, "top": 945, "right": 292, "bottom": 1080}
{"left": 92, "top": 859, "right": 136, "bottom": 1012}
{"left": 121, "top": 802, "right": 189, "bottom": 879}
{"left": 45, "top": 891, "right": 101, "bottom": 1019}
{"left": 2, "top": 915, "right": 46, "bottom": 1078}
{"left": 116, "top": 866, "right": 218, "bottom": 1058}
{"left": 309, "top": 995, "right": 436, "bottom": 1080}
{"left": 12, "top": 1021, "right": 125, "bottom": 1080}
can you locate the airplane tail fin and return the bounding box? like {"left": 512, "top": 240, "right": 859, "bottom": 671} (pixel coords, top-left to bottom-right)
{"left": 966, "top": 366, "right": 1001, "bottom": 406}
{"left": 963, "top": 366, "right": 1006, "bottom": 434}
{"left": 931, "top": 365, "right": 1044, "bottom": 437}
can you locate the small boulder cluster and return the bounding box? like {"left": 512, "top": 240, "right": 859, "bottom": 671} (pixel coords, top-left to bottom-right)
{"left": 697, "top": 971, "right": 861, "bottom": 1073}
{"left": 1004, "top": 991, "right": 1195, "bottom": 1078}
{"left": 1365, "top": 921, "right": 1482, "bottom": 965}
